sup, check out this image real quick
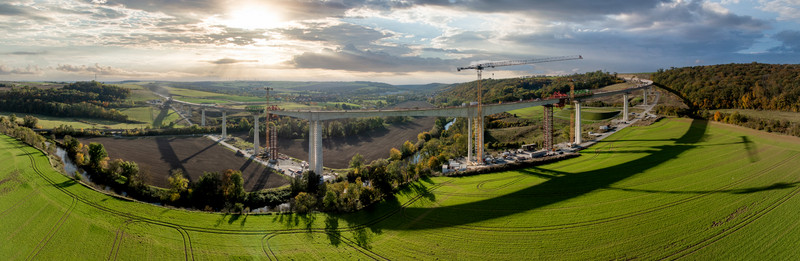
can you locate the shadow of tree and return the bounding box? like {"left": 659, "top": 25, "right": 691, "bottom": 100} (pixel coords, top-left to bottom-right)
{"left": 54, "top": 179, "right": 77, "bottom": 188}
{"left": 324, "top": 215, "right": 341, "bottom": 246}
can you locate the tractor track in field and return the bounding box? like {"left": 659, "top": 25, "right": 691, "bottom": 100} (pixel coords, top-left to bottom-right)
{"left": 660, "top": 174, "right": 800, "bottom": 260}
{"left": 262, "top": 230, "right": 388, "bottom": 261}
{"left": 27, "top": 196, "right": 76, "bottom": 260}
{"left": 107, "top": 219, "right": 134, "bottom": 261}
{"left": 14, "top": 140, "right": 453, "bottom": 258}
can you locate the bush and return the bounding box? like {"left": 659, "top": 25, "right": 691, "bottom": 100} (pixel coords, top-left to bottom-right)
{"left": 293, "top": 192, "right": 316, "bottom": 214}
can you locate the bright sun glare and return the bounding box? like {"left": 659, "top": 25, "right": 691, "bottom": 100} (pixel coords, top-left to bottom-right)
{"left": 222, "top": 4, "right": 283, "bottom": 30}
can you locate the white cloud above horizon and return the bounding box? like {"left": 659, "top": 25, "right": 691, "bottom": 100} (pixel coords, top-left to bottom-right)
{"left": 0, "top": 0, "right": 799, "bottom": 84}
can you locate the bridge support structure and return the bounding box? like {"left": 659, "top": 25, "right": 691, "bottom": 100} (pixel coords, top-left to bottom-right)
{"left": 201, "top": 109, "right": 206, "bottom": 126}
{"left": 543, "top": 105, "right": 554, "bottom": 151}
{"left": 254, "top": 115, "right": 260, "bottom": 155}
{"left": 574, "top": 101, "right": 582, "bottom": 145}
{"left": 643, "top": 88, "right": 648, "bottom": 106}
{"left": 467, "top": 117, "right": 472, "bottom": 162}
{"left": 308, "top": 120, "right": 323, "bottom": 175}
{"left": 221, "top": 111, "right": 227, "bottom": 139}
{"left": 623, "top": 93, "right": 630, "bottom": 122}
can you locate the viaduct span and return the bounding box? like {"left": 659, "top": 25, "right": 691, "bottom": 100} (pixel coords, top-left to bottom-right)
{"left": 162, "top": 80, "right": 654, "bottom": 175}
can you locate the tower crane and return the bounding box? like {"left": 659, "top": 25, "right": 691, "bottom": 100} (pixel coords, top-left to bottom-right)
{"left": 457, "top": 55, "right": 582, "bottom": 164}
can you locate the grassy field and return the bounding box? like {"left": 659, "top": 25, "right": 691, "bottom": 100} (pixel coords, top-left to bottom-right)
{"left": 713, "top": 109, "right": 800, "bottom": 123}
{"left": 0, "top": 105, "right": 183, "bottom": 129}
{"left": 2, "top": 118, "right": 800, "bottom": 259}
{"left": 509, "top": 106, "right": 621, "bottom": 123}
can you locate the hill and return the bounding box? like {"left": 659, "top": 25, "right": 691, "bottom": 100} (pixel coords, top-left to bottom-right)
{"left": 2, "top": 118, "right": 800, "bottom": 259}
{"left": 652, "top": 63, "right": 800, "bottom": 111}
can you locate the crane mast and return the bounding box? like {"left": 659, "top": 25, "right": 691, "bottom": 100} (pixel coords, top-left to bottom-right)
{"left": 457, "top": 55, "right": 582, "bottom": 165}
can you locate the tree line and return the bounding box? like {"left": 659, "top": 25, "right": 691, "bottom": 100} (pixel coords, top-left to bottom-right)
{"left": 652, "top": 63, "right": 800, "bottom": 112}
{"left": 0, "top": 81, "right": 132, "bottom": 122}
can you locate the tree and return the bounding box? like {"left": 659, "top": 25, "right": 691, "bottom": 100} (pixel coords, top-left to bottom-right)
{"left": 9, "top": 114, "right": 17, "bottom": 125}
{"left": 349, "top": 153, "right": 364, "bottom": 177}
{"left": 221, "top": 169, "right": 245, "bottom": 203}
{"left": 294, "top": 192, "right": 316, "bottom": 214}
{"left": 22, "top": 115, "right": 38, "bottom": 129}
{"left": 417, "top": 131, "right": 431, "bottom": 142}
{"left": 87, "top": 142, "right": 107, "bottom": 170}
{"left": 401, "top": 140, "right": 416, "bottom": 157}
{"left": 389, "top": 147, "right": 402, "bottom": 161}
{"left": 322, "top": 189, "right": 339, "bottom": 212}
{"left": 168, "top": 169, "right": 189, "bottom": 201}
{"left": 349, "top": 153, "right": 364, "bottom": 169}
{"left": 193, "top": 171, "right": 223, "bottom": 210}
{"left": 305, "top": 170, "right": 321, "bottom": 194}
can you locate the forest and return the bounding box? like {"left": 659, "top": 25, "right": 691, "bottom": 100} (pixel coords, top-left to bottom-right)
{"left": 431, "top": 71, "right": 622, "bottom": 106}
{"left": 652, "top": 63, "right": 800, "bottom": 112}
{"left": 0, "top": 81, "right": 131, "bottom": 122}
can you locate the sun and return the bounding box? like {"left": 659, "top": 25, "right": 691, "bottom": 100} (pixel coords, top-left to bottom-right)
{"left": 222, "top": 3, "right": 284, "bottom": 30}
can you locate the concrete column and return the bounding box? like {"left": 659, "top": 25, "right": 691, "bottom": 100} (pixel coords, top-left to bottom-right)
{"left": 574, "top": 101, "right": 582, "bottom": 145}
{"left": 643, "top": 89, "right": 648, "bottom": 106}
{"left": 314, "top": 120, "right": 323, "bottom": 175}
{"left": 201, "top": 109, "right": 206, "bottom": 126}
{"left": 467, "top": 117, "right": 472, "bottom": 163}
{"left": 253, "top": 115, "right": 260, "bottom": 155}
{"left": 623, "top": 93, "right": 630, "bottom": 122}
{"left": 308, "top": 120, "right": 315, "bottom": 172}
{"left": 221, "top": 111, "right": 227, "bottom": 139}
{"left": 478, "top": 115, "right": 484, "bottom": 164}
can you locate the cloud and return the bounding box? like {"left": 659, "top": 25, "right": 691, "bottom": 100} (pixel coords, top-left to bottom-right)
{"left": 759, "top": 0, "right": 800, "bottom": 21}
{"left": 56, "top": 63, "right": 141, "bottom": 76}
{"left": 280, "top": 22, "right": 392, "bottom": 46}
{"left": 289, "top": 44, "right": 461, "bottom": 73}
{"left": 0, "top": 3, "right": 51, "bottom": 21}
{"left": 5, "top": 51, "right": 47, "bottom": 55}
{"left": 102, "top": 26, "right": 270, "bottom": 46}
{"left": 771, "top": 30, "right": 800, "bottom": 53}
{"left": 207, "top": 58, "right": 259, "bottom": 64}
{"left": 0, "top": 64, "right": 42, "bottom": 75}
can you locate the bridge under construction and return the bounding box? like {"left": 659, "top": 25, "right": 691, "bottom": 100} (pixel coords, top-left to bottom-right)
{"left": 160, "top": 80, "right": 654, "bottom": 175}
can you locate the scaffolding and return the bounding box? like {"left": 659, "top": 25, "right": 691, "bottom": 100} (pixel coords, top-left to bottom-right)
{"left": 543, "top": 105, "right": 554, "bottom": 151}
{"left": 264, "top": 87, "right": 278, "bottom": 161}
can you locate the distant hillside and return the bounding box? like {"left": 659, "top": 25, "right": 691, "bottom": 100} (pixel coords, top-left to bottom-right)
{"left": 432, "top": 71, "right": 622, "bottom": 106}
{"left": 652, "top": 63, "right": 800, "bottom": 112}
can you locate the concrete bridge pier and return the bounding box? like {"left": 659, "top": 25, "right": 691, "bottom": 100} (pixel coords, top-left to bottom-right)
{"left": 467, "top": 117, "right": 472, "bottom": 162}
{"left": 574, "top": 100, "right": 582, "bottom": 145}
{"left": 221, "top": 111, "right": 227, "bottom": 139}
{"left": 477, "top": 116, "right": 484, "bottom": 164}
{"left": 623, "top": 93, "right": 630, "bottom": 122}
{"left": 201, "top": 109, "right": 206, "bottom": 126}
{"left": 643, "top": 89, "right": 648, "bottom": 106}
{"left": 254, "top": 115, "right": 260, "bottom": 155}
{"left": 308, "top": 120, "right": 323, "bottom": 174}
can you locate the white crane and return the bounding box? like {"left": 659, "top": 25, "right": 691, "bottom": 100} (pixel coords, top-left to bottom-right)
{"left": 457, "top": 55, "right": 582, "bottom": 165}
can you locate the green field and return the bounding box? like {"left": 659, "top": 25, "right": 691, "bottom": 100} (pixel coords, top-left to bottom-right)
{"left": 713, "top": 109, "right": 800, "bottom": 123}
{"left": 2, "top": 118, "right": 800, "bottom": 259}
{"left": 0, "top": 105, "right": 183, "bottom": 129}
{"left": 509, "top": 106, "right": 621, "bottom": 123}
{"left": 164, "top": 87, "right": 266, "bottom": 104}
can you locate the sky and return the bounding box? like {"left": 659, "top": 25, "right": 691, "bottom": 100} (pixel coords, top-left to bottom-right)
{"left": 1, "top": 0, "right": 799, "bottom": 84}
